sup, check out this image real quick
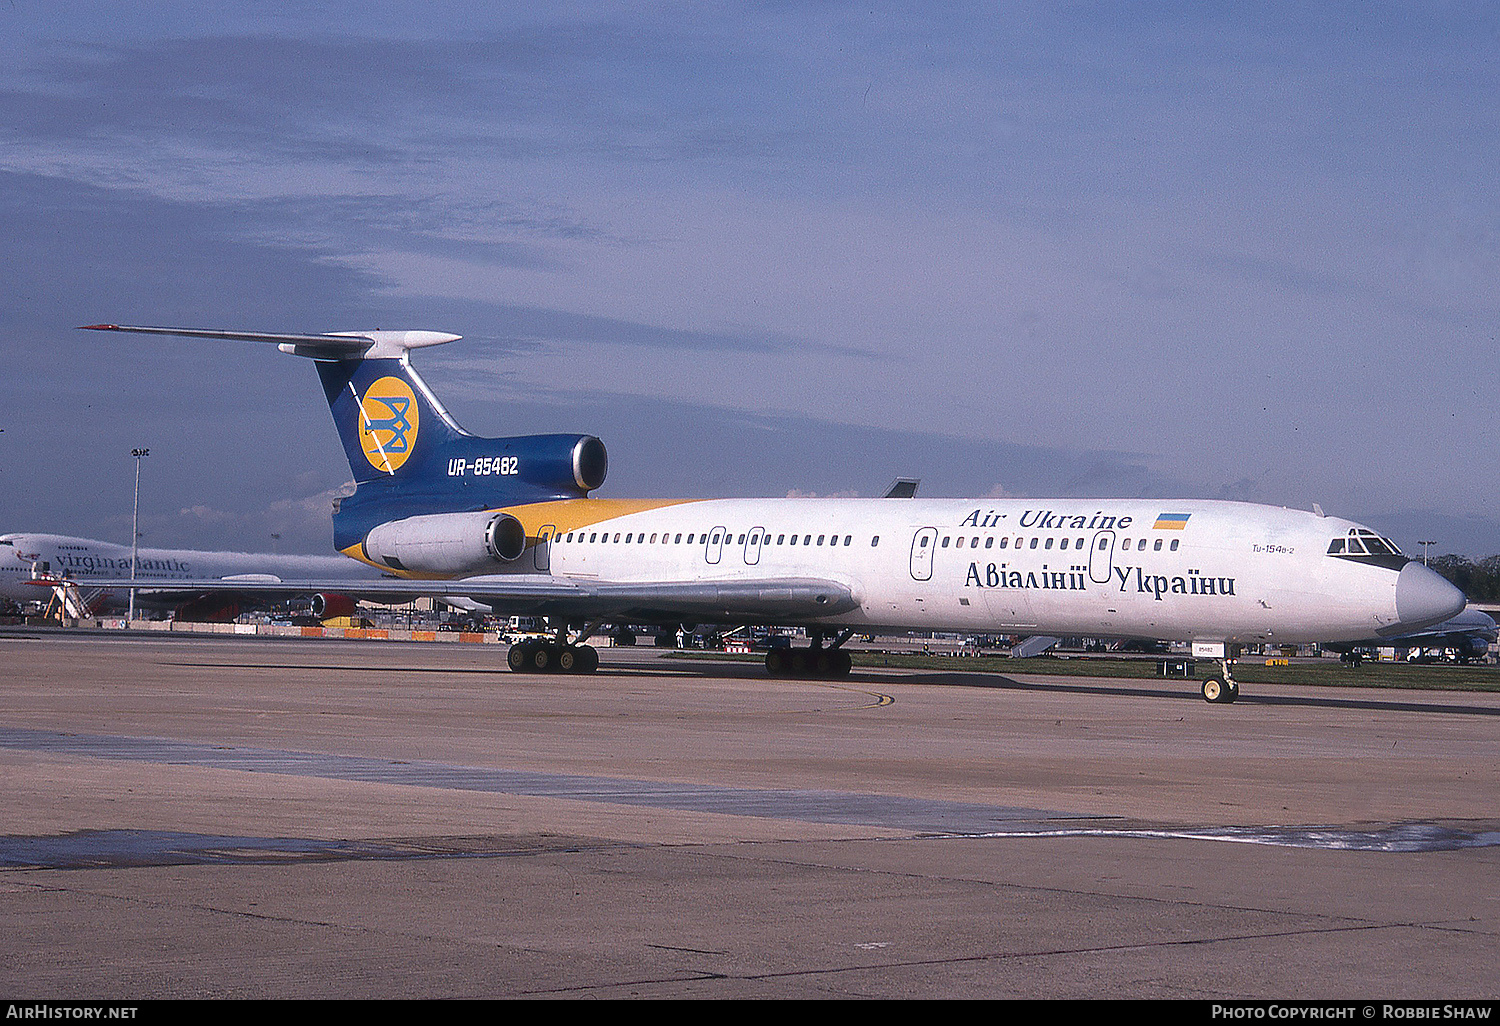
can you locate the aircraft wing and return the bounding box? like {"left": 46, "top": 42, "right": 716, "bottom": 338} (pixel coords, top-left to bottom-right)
{"left": 77, "top": 574, "right": 860, "bottom": 624}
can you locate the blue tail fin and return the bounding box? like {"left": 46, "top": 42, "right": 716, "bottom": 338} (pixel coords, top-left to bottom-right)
{"left": 307, "top": 340, "right": 608, "bottom": 551}
{"left": 315, "top": 356, "right": 467, "bottom": 487}
{"left": 78, "top": 325, "right": 608, "bottom": 553}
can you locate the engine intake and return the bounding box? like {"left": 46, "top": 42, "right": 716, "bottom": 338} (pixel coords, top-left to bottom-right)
{"left": 310, "top": 593, "right": 357, "bottom": 619}
{"left": 364, "top": 511, "right": 530, "bottom": 575}
{"left": 571, "top": 436, "right": 608, "bottom": 492}
{"left": 486, "top": 513, "right": 527, "bottom": 562}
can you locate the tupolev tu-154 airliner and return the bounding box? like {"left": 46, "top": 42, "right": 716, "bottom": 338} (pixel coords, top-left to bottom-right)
{"left": 80, "top": 324, "right": 1467, "bottom": 702}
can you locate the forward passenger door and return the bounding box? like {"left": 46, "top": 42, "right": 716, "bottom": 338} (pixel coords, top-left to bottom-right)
{"left": 910, "top": 527, "right": 938, "bottom": 581}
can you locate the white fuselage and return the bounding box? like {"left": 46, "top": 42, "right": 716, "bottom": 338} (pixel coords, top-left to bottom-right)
{"left": 476, "top": 497, "right": 1427, "bottom": 645}
{"left": 0, "top": 533, "right": 378, "bottom": 610}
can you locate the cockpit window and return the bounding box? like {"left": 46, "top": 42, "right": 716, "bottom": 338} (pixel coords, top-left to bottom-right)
{"left": 1329, "top": 528, "right": 1407, "bottom": 566}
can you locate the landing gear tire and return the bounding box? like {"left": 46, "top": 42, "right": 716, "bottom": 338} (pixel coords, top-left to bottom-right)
{"left": 508, "top": 640, "right": 598, "bottom": 674}
{"left": 766, "top": 646, "right": 851, "bottom": 679}
{"left": 576, "top": 645, "right": 599, "bottom": 674}
{"left": 765, "top": 648, "right": 789, "bottom": 676}
{"left": 1202, "top": 677, "right": 1240, "bottom": 703}
{"left": 818, "top": 649, "right": 852, "bottom": 678}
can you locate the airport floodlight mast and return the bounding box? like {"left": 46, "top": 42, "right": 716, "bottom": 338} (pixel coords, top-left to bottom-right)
{"left": 1419, "top": 540, "right": 1438, "bottom": 566}
{"left": 128, "top": 447, "right": 149, "bottom": 622}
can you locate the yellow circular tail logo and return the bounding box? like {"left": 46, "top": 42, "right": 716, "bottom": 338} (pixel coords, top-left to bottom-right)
{"left": 358, "top": 376, "right": 420, "bottom": 474}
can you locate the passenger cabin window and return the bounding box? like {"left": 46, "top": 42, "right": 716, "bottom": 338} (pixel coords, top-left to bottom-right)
{"left": 871, "top": 536, "right": 880, "bottom": 546}
{"left": 1170, "top": 540, "right": 1179, "bottom": 551}
{"left": 1153, "top": 539, "right": 1162, "bottom": 551}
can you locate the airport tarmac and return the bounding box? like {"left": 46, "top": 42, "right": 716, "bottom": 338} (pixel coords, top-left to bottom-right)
{"left": 0, "top": 629, "right": 1496, "bottom": 999}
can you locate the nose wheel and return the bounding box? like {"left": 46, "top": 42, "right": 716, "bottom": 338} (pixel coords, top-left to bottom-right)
{"left": 1201, "top": 658, "right": 1239, "bottom": 703}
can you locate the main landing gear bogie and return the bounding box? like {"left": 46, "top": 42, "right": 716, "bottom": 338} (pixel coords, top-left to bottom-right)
{"left": 507, "top": 639, "right": 599, "bottom": 674}
{"left": 765, "top": 646, "right": 852, "bottom": 679}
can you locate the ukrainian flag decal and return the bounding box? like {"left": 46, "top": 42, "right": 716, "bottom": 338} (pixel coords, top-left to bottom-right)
{"left": 1153, "top": 513, "right": 1191, "bottom": 530}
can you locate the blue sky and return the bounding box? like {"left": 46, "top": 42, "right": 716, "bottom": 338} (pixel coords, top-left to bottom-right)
{"left": 2, "top": 2, "right": 1497, "bottom": 555}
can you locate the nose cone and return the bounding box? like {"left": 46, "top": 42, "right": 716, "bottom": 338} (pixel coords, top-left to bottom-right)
{"left": 1395, "top": 562, "right": 1467, "bottom": 630}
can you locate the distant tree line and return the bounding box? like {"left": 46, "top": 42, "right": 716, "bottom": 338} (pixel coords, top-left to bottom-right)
{"left": 1428, "top": 555, "right": 1500, "bottom": 603}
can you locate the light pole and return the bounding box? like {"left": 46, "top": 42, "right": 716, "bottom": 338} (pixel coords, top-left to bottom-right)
{"left": 129, "top": 448, "right": 150, "bottom": 622}
{"left": 1419, "top": 540, "right": 1437, "bottom": 566}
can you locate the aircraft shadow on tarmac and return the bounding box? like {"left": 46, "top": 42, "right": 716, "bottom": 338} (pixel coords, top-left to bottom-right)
{"left": 157, "top": 651, "right": 1500, "bottom": 718}
{"left": 872, "top": 667, "right": 1500, "bottom": 717}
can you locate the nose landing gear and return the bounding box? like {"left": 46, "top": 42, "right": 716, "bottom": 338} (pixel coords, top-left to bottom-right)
{"left": 1201, "top": 657, "right": 1239, "bottom": 703}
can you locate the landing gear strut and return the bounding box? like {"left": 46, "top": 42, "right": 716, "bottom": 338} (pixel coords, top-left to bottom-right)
{"left": 765, "top": 629, "right": 853, "bottom": 679}
{"left": 1201, "top": 656, "right": 1240, "bottom": 704}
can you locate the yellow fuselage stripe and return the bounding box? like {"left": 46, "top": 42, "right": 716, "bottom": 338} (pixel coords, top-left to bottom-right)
{"left": 339, "top": 498, "right": 701, "bottom": 577}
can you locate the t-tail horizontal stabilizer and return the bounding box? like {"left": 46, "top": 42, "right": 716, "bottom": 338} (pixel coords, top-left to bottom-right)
{"left": 79, "top": 324, "right": 461, "bottom": 361}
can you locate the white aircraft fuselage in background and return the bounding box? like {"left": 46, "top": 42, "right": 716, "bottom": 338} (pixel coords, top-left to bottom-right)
{"left": 0, "top": 532, "right": 380, "bottom": 614}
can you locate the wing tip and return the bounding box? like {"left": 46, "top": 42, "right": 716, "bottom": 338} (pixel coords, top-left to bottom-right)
{"left": 78, "top": 324, "right": 120, "bottom": 331}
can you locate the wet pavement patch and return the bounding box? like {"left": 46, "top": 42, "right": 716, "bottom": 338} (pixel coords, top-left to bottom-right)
{"left": 0, "top": 727, "right": 1105, "bottom": 836}
{"left": 3, "top": 727, "right": 1497, "bottom": 855}
{"left": 0, "top": 830, "right": 621, "bottom": 870}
